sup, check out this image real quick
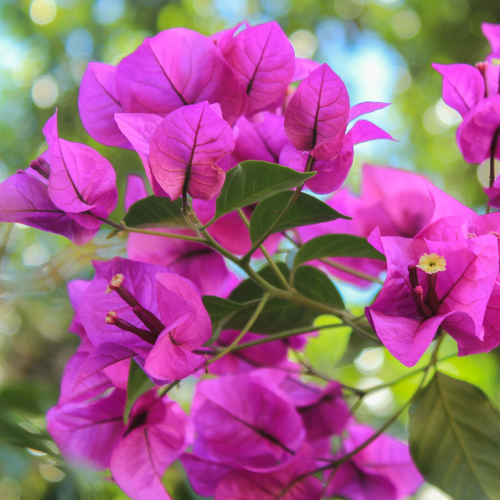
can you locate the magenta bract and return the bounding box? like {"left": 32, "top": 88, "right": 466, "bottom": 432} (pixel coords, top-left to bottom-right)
{"left": 149, "top": 102, "right": 234, "bottom": 200}
{"left": 456, "top": 95, "right": 500, "bottom": 164}
{"left": 218, "top": 21, "right": 295, "bottom": 115}
{"left": 190, "top": 373, "right": 305, "bottom": 472}
{"left": 78, "top": 62, "right": 131, "bottom": 148}
{"left": 116, "top": 28, "right": 244, "bottom": 125}
{"left": 366, "top": 221, "right": 499, "bottom": 366}
{"left": 284, "top": 63, "right": 350, "bottom": 152}
{"left": 79, "top": 257, "right": 211, "bottom": 381}
{"left": 110, "top": 391, "right": 192, "bottom": 500}
{"left": 432, "top": 63, "right": 485, "bottom": 118}
{"left": 44, "top": 111, "right": 118, "bottom": 228}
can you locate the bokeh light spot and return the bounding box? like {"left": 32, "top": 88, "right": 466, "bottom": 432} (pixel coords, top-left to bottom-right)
{"left": 391, "top": 10, "right": 421, "bottom": 39}
{"left": 12, "top": 60, "right": 39, "bottom": 88}
{"left": 192, "top": 0, "right": 216, "bottom": 16}
{"left": 0, "top": 477, "right": 21, "bottom": 500}
{"left": 39, "top": 464, "right": 65, "bottom": 482}
{"left": 290, "top": 30, "right": 318, "bottom": 58}
{"left": 31, "top": 75, "right": 58, "bottom": 108}
{"left": 92, "top": 0, "right": 126, "bottom": 25}
{"left": 0, "top": 308, "right": 21, "bottom": 336}
{"left": 355, "top": 347, "right": 385, "bottom": 375}
{"left": 30, "top": 0, "right": 57, "bottom": 25}
{"left": 22, "top": 243, "right": 50, "bottom": 266}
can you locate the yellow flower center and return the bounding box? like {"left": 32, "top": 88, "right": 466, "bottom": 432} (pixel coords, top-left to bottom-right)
{"left": 416, "top": 253, "right": 446, "bottom": 274}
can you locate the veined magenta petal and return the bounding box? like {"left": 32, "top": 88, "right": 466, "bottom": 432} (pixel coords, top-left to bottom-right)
{"left": 284, "top": 63, "right": 350, "bottom": 151}
{"left": 145, "top": 336, "right": 205, "bottom": 381}
{"left": 327, "top": 461, "right": 397, "bottom": 500}
{"left": 191, "top": 374, "right": 304, "bottom": 472}
{"left": 457, "top": 95, "right": 500, "bottom": 163}
{"left": 80, "top": 257, "right": 170, "bottom": 350}
{"left": 59, "top": 349, "right": 113, "bottom": 405}
{"left": 115, "top": 113, "right": 166, "bottom": 196}
{"left": 292, "top": 58, "right": 321, "bottom": 82}
{"left": 47, "top": 388, "right": 126, "bottom": 470}
{"left": 74, "top": 342, "right": 136, "bottom": 389}
{"left": 253, "top": 113, "right": 288, "bottom": 160}
{"left": 424, "top": 181, "right": 477, "bottom": 226}
{"left": 155, "top": 273, "right": 211, "bottom": 348}
{"left": 231, "top": 117, "right": 276, "bottom": 166}
{"left": 214, "top": 446, "right": 322, "bottom": 500}
{"left": 348, "top": 101, "right": 390, "bottom": 122}
{"left": 44, "top": 111, "right": 118, "bottom": 220}
{"left": 366, "top": 230, "right": 498, "bottom": 366}
{"left": 280, "top": 135, "right": 354, "bottom": 194}
{"left": 124, "top": 174, "right": 148, "bottom": 212}
{"left": 483, "top": 23, "right": 500, "bottom": 55}
{"left": 349, "top": 120, "right": 396, "bottom": 145}
{"left": 220, "top": 21, "right": 295, "bottom": 115}
{"left": 116, "top": 28, "right": 244, "bottom": 125}
{"left": 0, "top": 172, "right": 97, "bottom": 244}
{"left": 78, "top": 62, "right": 131, "bottom": 148}
{"left": 346, "top": 425, "right": 424, "bottom": 499}
{"left": 181, "top": 453, "right": 235, "bottom": 497}
{"left": 427, "top": 236, "right": 498, "bottom": 337}
{"left": 432, "top": 63, "right": 485, "bottom": 117}
{"left": 149, "top": 102, "right": 234, "bottom": 200}
{"left": 110, "top": 394, "right": 191, "bottom": 500}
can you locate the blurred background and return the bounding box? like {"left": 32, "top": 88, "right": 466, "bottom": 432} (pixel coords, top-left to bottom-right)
{"left": 0, "top": 0, "right": 499, "bottom": 498}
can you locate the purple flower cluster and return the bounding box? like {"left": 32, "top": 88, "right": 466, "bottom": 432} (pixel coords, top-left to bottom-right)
{"left": 433, "top": 23, "right": 500, "bottom": 206}
{"left": 47, "top": 259, "right": 423, "bottom": 499}
{"left": 5, "top": 17, "right": 500, "bottom": 500}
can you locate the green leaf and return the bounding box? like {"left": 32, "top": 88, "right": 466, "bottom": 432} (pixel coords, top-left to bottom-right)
{"left": 409, "top": 372, "right": 500, "bottom": 500}
{"left": 227, "top": 263, "right": 319, "bottom": 333}
{"left": 293, "top": 234, "right": 385, "bottom": 268}
{"left": 0, "top": 415, "right": 54, "bottom": 455}
{"left": 202, "top": 296, "right": 255, "bottom": 343}
{"left": 249, "top": 191, "right": 349, "bottom": 244}
{"left": 123, "top": 195, "right": 186, "bottom": 228}
{"left": 214, "top": 161, "right": 315, "bottom": 220}
{"left": 293, "top": 265, "right": 344, "bottom": 309}
{"left": 124, "top": 360, "right": 154, "bottom": 424}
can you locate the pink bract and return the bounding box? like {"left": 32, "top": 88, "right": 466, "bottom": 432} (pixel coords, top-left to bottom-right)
{"left": 149, "top": 102, "right": 234, "bottom": 200}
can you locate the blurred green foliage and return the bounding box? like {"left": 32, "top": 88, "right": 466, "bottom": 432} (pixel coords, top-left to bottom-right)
{"left": 1, "top": 0, "right": 500, "bottom": 498}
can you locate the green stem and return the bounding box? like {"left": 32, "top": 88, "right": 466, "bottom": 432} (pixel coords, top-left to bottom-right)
{"left": 207, "top": 292, "right": 271, "bottom": 365}
{"left": 320, "top": 258, "right": 383, "bottom": 285}
{"left": 230, "top": 322, "right": 346, "bottom": 351}
{"left": 126, "top": 226, "right": 204, "bottom": 242}
{"left": 99, "top": 217, "right": 204, "bottom": 242}
{"left": 157, "top": 380, "right": 180, "bottom": 397}
{"left": 240, "top": 188, "right": 301, "bottom": 264}
{"left": 365, "top": 350, "right": 455, "bottom": 394}
{"left": 0, "top": 223, "right": 13, "bottom": 275}
{"left": 237, "top": 209, "right": 291, "bottom": 290}
{"left": 99, "top": 214, "right": 375, "bottom": 341}
{"left": 240, "top": 155, "right": 314, "bottom": 265}
{"left": 321, "top": 334, "right": 444, "bottom": 472}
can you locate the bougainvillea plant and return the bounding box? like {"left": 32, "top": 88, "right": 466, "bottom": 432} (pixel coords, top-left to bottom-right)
{"left": 4, "top": 19, "right": 500, "bottom": 500}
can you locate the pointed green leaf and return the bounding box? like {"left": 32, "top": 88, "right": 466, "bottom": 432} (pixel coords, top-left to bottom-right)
{"left": 123, "top": 195, "right": 186, "bottom": 228}
{"left": 202, "top": 296, "right": 256, "bottom": 343}
{"left": 293, "top": 234, "right": 385, "bottom": 268}
{"left": 124, "top": 360, "right": 154, "bottom": 424}
{"left": 214, "top": 161, "right": 315, "bottom": 220}
{"left": 409, "top": 372, "right": 500, "bottom": 500}
{"left": 250, "top": 192, "right": 350, "bottom": 244}
{"left": 293, "top": 265, "right": 345, "bottom": 310}
{"left": 227, "top": 263, "right": 319, "bottom": 333}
